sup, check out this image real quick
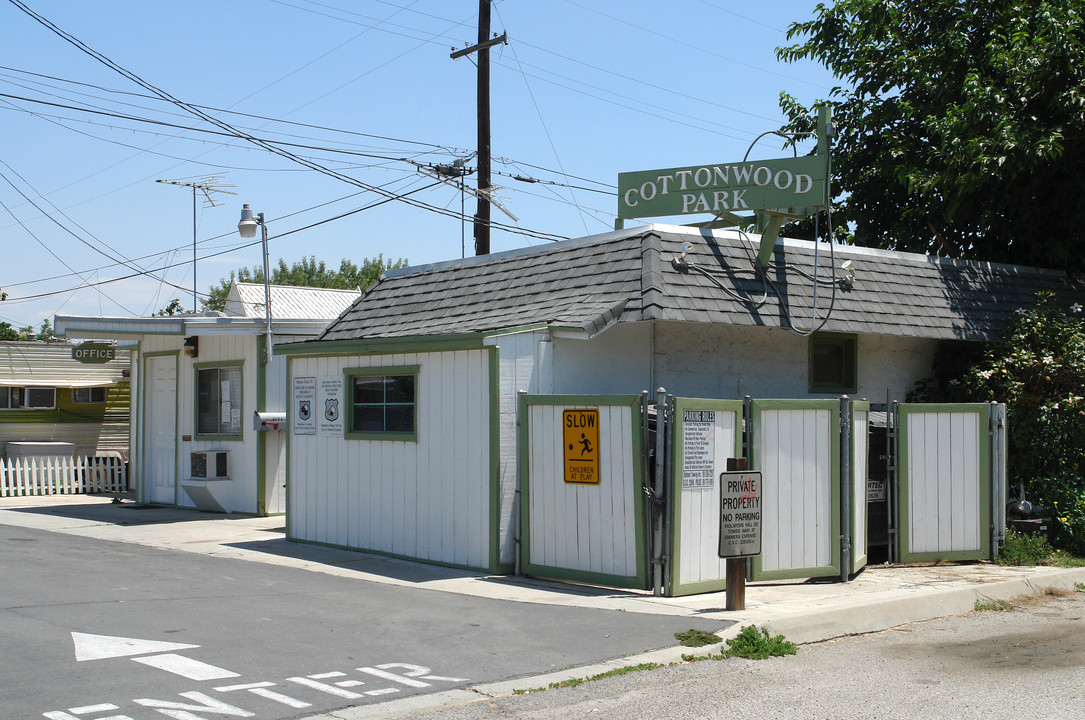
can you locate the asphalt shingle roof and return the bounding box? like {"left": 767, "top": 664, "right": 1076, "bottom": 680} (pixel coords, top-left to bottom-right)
{"left": 317, "top": 225, "right": 1085, "bottom": 343}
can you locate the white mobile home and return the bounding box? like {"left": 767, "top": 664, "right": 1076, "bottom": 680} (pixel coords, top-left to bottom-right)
{"left": 0, "top": 341, "right": 130, "bottom": 460}
{"left": 55, "top": 282, "right": 357, "bottom": 515}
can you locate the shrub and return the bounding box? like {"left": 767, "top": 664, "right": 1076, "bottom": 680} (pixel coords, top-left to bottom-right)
{"left": 947, "top": 292, "right": 1085, "bottom": 555}
{"left": 723, "top": 625, "right": 797, "bottom": 659}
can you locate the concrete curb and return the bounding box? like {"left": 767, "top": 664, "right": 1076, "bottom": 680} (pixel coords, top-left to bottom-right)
{"left": 299, "top": 566, "right": 1085, "bottom": 719}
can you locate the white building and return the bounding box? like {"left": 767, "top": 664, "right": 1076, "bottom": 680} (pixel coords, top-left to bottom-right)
{"left": 275, "top": 225, "right": 1085, "bottom": 575}
{"left": 55, "top": 282, "right": 358, "bottom": 515}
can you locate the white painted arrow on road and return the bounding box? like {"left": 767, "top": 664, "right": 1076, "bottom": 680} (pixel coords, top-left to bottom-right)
{"left": 72, "top": 632, "right": 240, "bottom": 681}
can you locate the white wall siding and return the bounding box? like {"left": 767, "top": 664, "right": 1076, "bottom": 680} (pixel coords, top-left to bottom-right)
{"left": 852, "top": 408, "right": 869, "bottom": 568}
{"left": 553, "top": 323, "right": 650, "bottom": 395}
{"left": 496, "top": 331, "right": 550, "bottom": 566}
{"left": 524, "top": 402, "right": 640, "bottom": 581}
{"left": 755, "top": 405, "right": 835, "bottom": 574}
{"left": 675, "top": 404, "right": 741, "bottom": 588}
{"left": 905, "top": 409, "right": 982, "bottom": 554}
{"left": 288, "top": 349, "right": 492, "bottom": 570}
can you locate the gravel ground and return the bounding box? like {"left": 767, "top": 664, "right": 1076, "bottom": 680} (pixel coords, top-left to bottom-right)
{"left": 390, "top": 589, "right": 1085, "bottom": 720}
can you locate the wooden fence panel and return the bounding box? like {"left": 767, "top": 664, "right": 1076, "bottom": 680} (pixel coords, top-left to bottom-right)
{"left": 0, "top": 455, "right": 127, "bottom": 497}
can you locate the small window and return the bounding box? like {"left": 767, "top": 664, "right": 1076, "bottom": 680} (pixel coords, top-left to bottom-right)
{"left": 196, "top": 365, "right": 242, "bottom": 436}
{"left": 0, "top": 387, "right": 21, "bottom": 409}
{"left": 346, "top": 366, "right": 418, "bottom": 440}
{"left": 72, "top": 387, "right": 108, "bottom": 404}
{"left": 25, "top": 387, "right": 56, "bottom": 409}
{"left": 809, "top": 334, "right": 857, "bottom": 393}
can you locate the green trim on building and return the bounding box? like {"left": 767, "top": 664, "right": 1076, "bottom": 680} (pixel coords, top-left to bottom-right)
{"left": 519, "top": 394, "right": 649, "bottom": 590}
{"left": 486, "top": 346, "right": 510, "bottom": 574}
{"left": 342, "top": 365, "right": 421, "bottom": 442}
{"left": 897, "top": 403, "right": 992, "bottom": 563}
{"left": 667, "top": 397, "right": 744, "bottom": 597}
{"left": 274, "top": 333, "right": 485, "bottom": 358}
{"left": 851, "top": 400, "right": 871, "bottom": 574}
{"left": 191, "top": 359, "right": 245, "bottom": 442}
{"left": 808, "top": 333, "right": 858, "bottom": 394}
{"left": 255, "top": 338, "right": 267, "bottom": 516}
{"left": 750, "top": 398, "right": 842, "bottom": 581}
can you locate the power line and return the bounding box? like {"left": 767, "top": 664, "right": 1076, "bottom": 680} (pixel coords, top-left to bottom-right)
{"left": 6, "top": 0, "right": 567, "bottom": 243}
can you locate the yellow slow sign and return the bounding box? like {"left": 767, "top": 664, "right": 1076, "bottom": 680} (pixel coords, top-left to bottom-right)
{"left": 563, "top": 408, "right": 599, "bottom": 484}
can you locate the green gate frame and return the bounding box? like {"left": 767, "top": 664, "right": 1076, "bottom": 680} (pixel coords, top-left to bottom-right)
{"left": 518, "top": 394, "right": 649, "bottom": 589}
{"left": 897, "top": 403, "right": 992, "bottom": 563}
{"left": 667, "top": 397, "right": 745, "bottom": 597}
{"left": 751, "top": 398, "right": 841, "bottom": 581}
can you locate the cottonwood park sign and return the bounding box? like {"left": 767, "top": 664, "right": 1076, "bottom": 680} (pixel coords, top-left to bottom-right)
{"left": 616, "top": 107, "right": 832, "bottom": 269}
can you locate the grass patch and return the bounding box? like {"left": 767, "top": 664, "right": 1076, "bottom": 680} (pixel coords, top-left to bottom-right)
{"left": 998, "top": 529, "right": 1055, "bottom": 566}
{"left": 1076, "top": 582, "right": 1085, "bottom": 592}
{"left": 974, "top": 597, "right": 1015, "bottom": 612}
{"left": 997, "top": 529, "right": 1085, "bottom": 567}
{"left": 675, "top": 629, "right": 722, "bottom": 647}
{"left": 723, "top": 625, "right": 798, "bottom": 659}
{"left": 513, "top": 662, "right": 664, "bottom": 694}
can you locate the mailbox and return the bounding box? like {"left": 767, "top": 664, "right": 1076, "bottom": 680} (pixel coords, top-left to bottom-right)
{"left": 253, "top": 411, "right": 286, "bottom": 431}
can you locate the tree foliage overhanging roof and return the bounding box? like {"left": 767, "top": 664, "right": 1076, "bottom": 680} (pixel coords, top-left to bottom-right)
{"left": 777, "top": 0, "right": 1085, "bottom": 271}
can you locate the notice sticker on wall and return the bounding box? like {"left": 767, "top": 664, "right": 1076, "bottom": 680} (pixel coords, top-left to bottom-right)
{"left": 293, "top": 376, "right": 316, "bottom": 436}
{"left": 318, "top": 375, "right": 343, "bottom": 436}
{"left": 681, "top": 410, "right": 716, "bottom": 489}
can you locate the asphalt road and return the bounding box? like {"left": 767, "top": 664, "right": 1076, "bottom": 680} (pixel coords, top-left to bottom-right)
{"left": 393, "top": 589, "right": 1085, "bottom": 720}
{"left": 0, "top": 523, "right": 724, "bottom": 720}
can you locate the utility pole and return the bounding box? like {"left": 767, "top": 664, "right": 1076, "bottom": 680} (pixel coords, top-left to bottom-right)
{"left": 451, "top": 0, "right": 506, "bottom": 256}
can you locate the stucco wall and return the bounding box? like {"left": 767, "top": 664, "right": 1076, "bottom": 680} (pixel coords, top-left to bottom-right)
{"left": 652, "top": 322, "right": 938, "bottom": 403}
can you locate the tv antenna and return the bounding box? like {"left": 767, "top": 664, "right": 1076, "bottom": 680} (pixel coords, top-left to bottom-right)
{"left": 156, "top": 176, "right": 236, "bottom": 311}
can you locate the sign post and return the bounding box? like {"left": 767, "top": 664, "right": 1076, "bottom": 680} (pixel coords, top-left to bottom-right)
{"left": 721, "top": 457, "right": 761, "bottom": 611}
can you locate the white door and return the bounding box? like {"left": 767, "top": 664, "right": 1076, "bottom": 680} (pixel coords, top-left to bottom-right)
{"left": 145, "top": 354, "right": 177, "bottom": 505}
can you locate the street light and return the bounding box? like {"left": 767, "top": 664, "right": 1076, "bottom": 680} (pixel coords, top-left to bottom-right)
{"left": 237, "top": 204, "right": 273, "bottom": 364}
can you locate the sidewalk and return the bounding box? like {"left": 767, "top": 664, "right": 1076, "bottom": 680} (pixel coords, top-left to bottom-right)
{"left": 4, "top": 492, "right": 1084, "bottom": 717}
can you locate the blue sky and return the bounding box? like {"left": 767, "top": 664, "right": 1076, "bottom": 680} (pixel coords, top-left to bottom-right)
{"left": 0, "top": 0, "right": 837, "bottom": 330}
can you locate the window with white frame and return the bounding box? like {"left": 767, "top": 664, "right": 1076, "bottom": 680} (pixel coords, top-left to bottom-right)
{"left": 72, "top": 387, "right": 108, "bottom": 404}
{"left": 0, "top": 386, "right": 56, "bottom": 409}
{"left": 196, "top": 365, "right": 242, "bottom": 436}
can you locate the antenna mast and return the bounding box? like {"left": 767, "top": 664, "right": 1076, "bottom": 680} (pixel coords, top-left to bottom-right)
{"left": 156, "top": 176, "right": 236, "bottom": 311}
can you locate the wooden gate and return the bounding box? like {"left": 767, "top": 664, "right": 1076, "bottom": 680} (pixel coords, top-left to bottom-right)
{"left": 666, "top": 398, "right": 744, "bottom": 596}
{"left": 897, "top": 403, "right": 1004, "bottom": 562}
{"left": 750, "top": 399, "right": 841, "bottom": 580}
{"left": 518, "top": 394, "right": 648, "bottom": 589}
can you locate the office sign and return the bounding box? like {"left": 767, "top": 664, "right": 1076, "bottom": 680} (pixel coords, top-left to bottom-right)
{"left": 72, "top": 343, "right": 115, "bottom": 364}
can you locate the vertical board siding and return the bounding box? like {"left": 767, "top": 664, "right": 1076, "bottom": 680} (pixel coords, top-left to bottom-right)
{"left": 852, "top": 407, "right": 869, "bottom": 572}
{"left": 524, "top": 399, "right": 643, "bottom": 584}
{"left": 753, "top": 400, "right": 839, "bottom": 579}
{"left": 288, "top": 349, "right": 492, "bottom": 570}
{"left": 670, "top": 400, "right": 742, "bottom": 595}
{"left": 902, "top": 407, "right": 985, "bottom": 558}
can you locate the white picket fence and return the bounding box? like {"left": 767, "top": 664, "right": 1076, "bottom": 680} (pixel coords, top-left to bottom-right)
{"left": 0, "top": 454, "right": 128, "bottom": 497}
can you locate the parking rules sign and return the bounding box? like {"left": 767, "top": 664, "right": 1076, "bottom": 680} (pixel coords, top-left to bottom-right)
{"left": 562, "top": 408, "right": 599, "bottom": 484}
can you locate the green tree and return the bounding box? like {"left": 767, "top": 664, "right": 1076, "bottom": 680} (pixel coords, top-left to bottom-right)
{"left": 947, "top": 292, "right": 1085, "bottom": 553}
{"left": 155, "top": 298, "right": 188, "bottom": 316}
{"left": 777, "top": 1, "right": 1085, "bottom": 270}
{"left": 0, "top": 322, "right": 18, "bottom": 340}
{"left": 203, "top": 255, "right": 406, "bottom": 312}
